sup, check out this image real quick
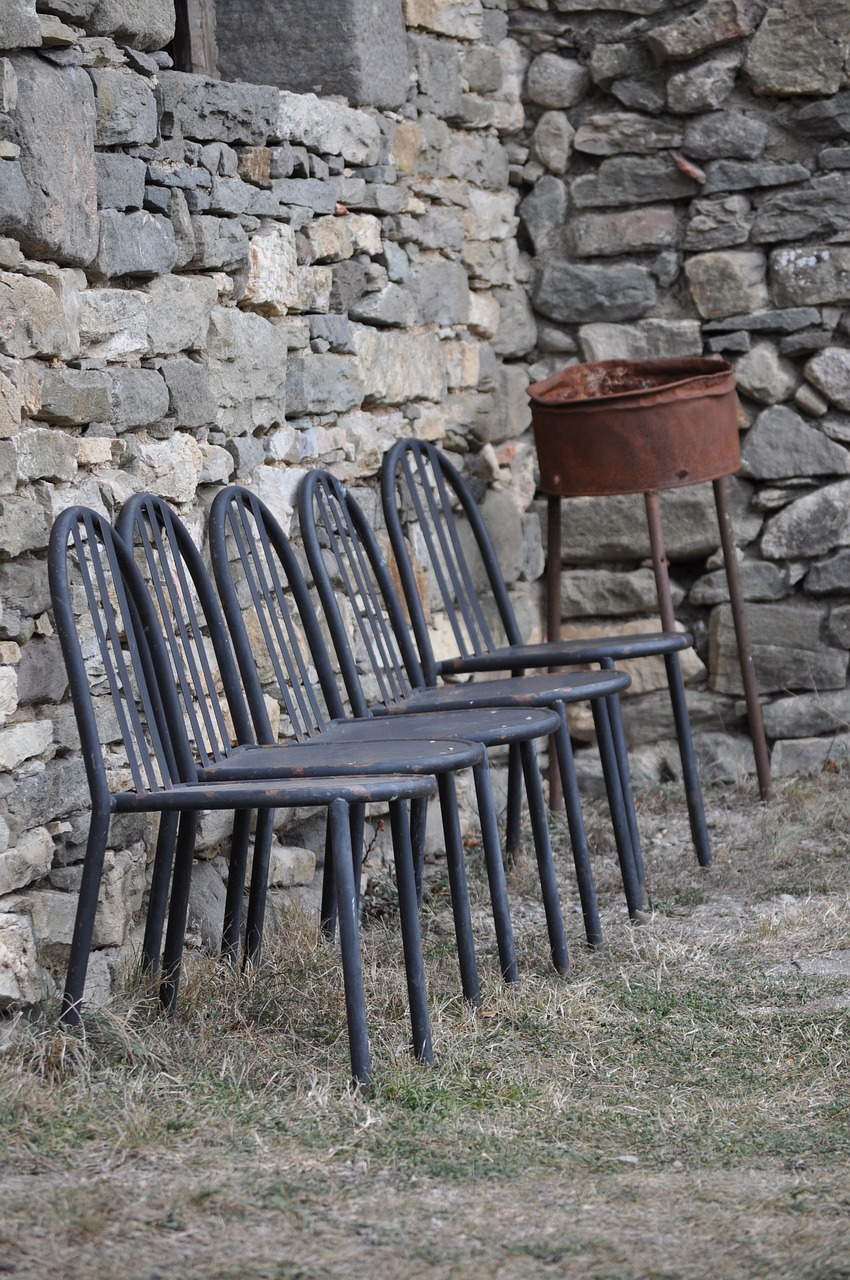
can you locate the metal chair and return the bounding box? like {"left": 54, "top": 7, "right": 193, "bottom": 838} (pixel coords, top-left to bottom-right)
{"left": 118, "top": 493, "right": 495, "bottom": 1009}
{"left": 297, "top": 470, "right": 641, "bottom": 958}
{"left": 49, "top": 505, "right": 439, "bottom": 1082}
{"left": 381, "top": 438, "right": 712, "bottom": 876}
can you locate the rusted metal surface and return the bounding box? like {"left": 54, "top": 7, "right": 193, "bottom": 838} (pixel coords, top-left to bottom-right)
{"left": 528, "top": 357, "right": 740, "bottom": 496}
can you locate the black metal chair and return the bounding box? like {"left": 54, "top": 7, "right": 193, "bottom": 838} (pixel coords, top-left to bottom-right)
{"left": 118, "top": 493, "right": 496, "bottom": 1009}
{"left": 381, "top": 438, "right": 712, "bottom": 875}
{"left": 49, "top": 505, "right": 439, "bottom": 1083}
{"left": 297, "top": 469, "right": 641, "bottom": 960}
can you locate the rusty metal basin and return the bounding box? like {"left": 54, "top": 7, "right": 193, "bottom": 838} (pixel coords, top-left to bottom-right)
{"left": 528, "top": 357, "right": 740, "bottom": 497}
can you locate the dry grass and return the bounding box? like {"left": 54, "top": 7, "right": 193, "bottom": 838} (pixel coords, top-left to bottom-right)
{"left": 2, "top": 770, "right": 850, "bottom": 1279}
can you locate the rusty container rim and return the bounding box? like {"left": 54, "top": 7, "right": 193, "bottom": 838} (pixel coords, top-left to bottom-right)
{"left": 528, "top": 356, "right": 735, "bottom": 412}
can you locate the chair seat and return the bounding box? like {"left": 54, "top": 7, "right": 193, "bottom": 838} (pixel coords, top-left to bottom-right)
{"left": 199, "top": 734, "right": 484, "bottom": 782}
{"left": 436, "top": 632, "right": 692, "bottom": 676}
{"left": 375, "top": 667, "right": 631, "bottom": 714}
{"left": 324, "top": 705, "right": 560, "bottom": 748}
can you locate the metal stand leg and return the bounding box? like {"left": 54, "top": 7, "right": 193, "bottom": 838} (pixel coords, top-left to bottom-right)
{"left": 713, "top": 476, "right": 772, "bottom": 801}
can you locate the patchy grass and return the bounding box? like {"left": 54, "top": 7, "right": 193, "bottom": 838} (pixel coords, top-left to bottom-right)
{"left": 2, "top": 772, "right": 850, "bottom": 1279}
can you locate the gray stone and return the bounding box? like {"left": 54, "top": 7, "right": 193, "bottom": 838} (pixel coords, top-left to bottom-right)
{"left": 526, "top": 53, "right": 589, "bottom": 109}
{"left": 684, "top": 194, "right": 751, "bottom": 250}
{"left": 349, "top": 284, "right": 417, "bottom": 329}
{"left": 272, "top": 179, "right": 338, "bottom": 215}
{"left": 463, "top": 44, "right": 502, "bottom": 95}
{"left": 217, "top": 0, "right": 408, "bottom": 110}
{"left": 449, "top": 134, "right": 509, "bottom": 191}
{"left": 78, "top": 286, "right": 148, "bottom": 360}
{"left": 158, "top": 72, "right": 279, "bottom": 147}
{"left": 204, "top": 306, "right": 288, "bottom": 435}
{"left": 589, "top": 43, "right": 656, "bottom": 90}
{"left": 561, "top": 567, "right": 675, "bottom": 618}
{"left": 157, "top": 357, "right": 216, "bottom": 429}
{"left": 108, "top": 367, "right": 169, "bottom": 430}
{"left": 353, "top": 183, "right": 408, "bottom": 216}
{"left": 648, "top": 1, "right": 753, "bottom": 63}
{"left": 518, "top": 175, "right": 567, "bottom": 255}
{"left": 0, "top": 494, "right": 49, "bottom": 556}
{"left": 11, "top": 53, "right": 98, "bottom": 266}
{"left": 820, "top": 147, "right": 850, "bottom": 170}
{"left": 682, "top": 110, "right": 768, "bottom": 160}
{"left": 0, "top": 823, "right": 52, "bottom": 895}
{"left": 557, "top": 478, "right": 761, "bottom": 562}
{"left": 93, "top": 209, "right": 178, "bottom": 278}
{"left": 573, "top": 111, "right": 682, "bottom": 156}
{"left": 610, "top": 72, "right": 668, "bottom": 114}
{"left": 771, "top": 245, "right": 850, "bottom": 308}
{"left": 275, "top": 90, "right": 382, "bottom": 167}
{"left": 0, "top": 272, "right": 75, "bottom": 359}
{"left": 94, "top": 153, "right": 146, "bottom": 211}
{"left": 187, "top": 215, "right": 249, "bottom": 271}
{"left": 476, "top": 363, "right": 532, "bottom": 444}
{"left": 556, "top": 0, "right": 667, "bottom": 10}
{"left": 412, "top": 33, "right": 462, "bottom": 118}
{"left": 353, "top": 326, "right": 445, "bottom": 405}
{"left": 533, "top": 260, "right": 656, "bottom": 324}
{"left": 734, "top": 344, "right": 797, "bottom": 405}
{"left": 779, "top": 328, "right": 834, "bottom": 358}
{"left": 689, "top": 560, "right": 788, "bottom": 607}
{"left": 807, "top": 550, "right": 850, "bottom": 595}
{"left": 571, "top": 156, "right": 699, "bottom": 208}
{"left": 530, "top": 112, "right": 574, "bottom": 175}
{"left": 208, "top": 175, "right": 279, "bottom": 218}
{"left": 763, "top": 689, "right": 850, "bottom": 739}
{"left": 15, "top": 425, "right": 76, "bottom": 481}
{"left": 394, "top": 208, "right": 464, "bottom": 254}
{"left": 38, "top": 366, "right": 111, "bottom": 425}
{"left": 0, "top": 912, "right": 43, "bottom": 1009}
{"left": 409, "top": 260, "right": 470, "bottom": 326}
{"left": 752, "top": 174, "right": 850, "bottom": 243}
{"left": 794, "top": 93, "right": 850, "bottom": 141}
{"left": 144, "top": 273, "right": 218, "bottom": 356}
{"left": 0, "top": 0, "right": 41, "bottom": 49}
{"left": 702, "top": 160, "right": 811, "bottom": 194}
{"left": 795, "top": 383, "right": 830, "bottom": 417}
{"left": 702, "top": 307, "right": 821, "bottom": 333}
{"left": 85, "top": 0, "right": 174, "bottom": 50}
{"left": 284, "top": 353, "right": 364, "bottom": 417}
{"left": 741, "top": 405, "right": 850, "bottom": 480}
{"left": 684, "top": 250, "right": 768, "bottom": 320}
{"left": 0, "top": 161, "right": 31, "bottom": 242}
{"left": 746, "top": 0, "right": 850, "bottom": 98}
{"left": 804, "top": 348, "right": 850, "bottom": 412}
{"left": 571, "top": 206, "right": 679, "bottom": 258}
{"left": 89, "top": 67, "right": 156, "bottom": 146}
{"left": 829, "top": 604, "right": 850, "bottom": 648}
{"left": 578, "top": 319, "right": 702, "bottom": 362}
{"left": 16, "top": 635, "right": 68, "bottom": 703}
{"left": 666, "top": 49, "right": 742, "bottom": 114}
{"left": 709, "top": 601, "right": 847, "bottom": 695}
{"left": 491, "top": 287, "right": 537, "bottom": 359}
{"left": 184, "top": 857, "right": 227, "bottom": 953}
{"left": 762, "top": 480, "right": 850, "bottom": 559}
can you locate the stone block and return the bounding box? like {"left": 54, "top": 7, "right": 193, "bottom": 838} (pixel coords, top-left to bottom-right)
{"left": 89, "top": 67, "right": 156, "bottom": 146}
{"left": 16, "top": 634, "right": 67, "bottom": 704}
{"left": 353, "top": 326, "right": 445, "bottom": 405}
{"left": 762, "top": 479, "right": 850, "bottom": 560}
{"left": 804, "top": 348, "right": 850, "bottom": 411}
{"left": 94, "top": 153, "right": 146, "bottom": 211}
{"left": 302, "top": 216, "right": 355, "bottom": 264}
{"left": 0, "top": 718, "right": 52, "bottom": 770}
{"left": 108, "top": 367, "right": 169, "bottom": 430}
{"left": 158, "top": 72, "right": 278, "bottom": 146}
{"left": 741, "top": 405, "right": 850, "bottom": 480}
{"left": 491, "top": 287, "right": 536, "bottom": 359}
{"left": 666, "top": 49, "right": 742, "bottom": 114}
{"left": 144, "top": 273, "right": 218, "bottom": 355}
{"left": 533, "top": 259, "right": 657, "bottom": 324}
{"left": 93, "top": 209, "right": 178, "bottom": 278}
{"left": 79, "top": 286, "right": 149, "bottom": 359}
{"left": 11, "top": 53, "right": 98, "bottom": 266}
{"left": 350, "top": 284, "right": 417, "bottom": 329}
{"left": 411, "top": 32, "right": 462, "bottom": 118}
{"left": 0, "top": 1, "right": 41, "bottom": 50}
{"left": 578, "top": 319, "right": 702, "bottom": 362}
{"left": 772, "top": 734, "right": 850, "bottom": 777}
{"left": 771, "top": 245, "right": 850, "bottom": 308}
{"left": 37, "top": 366, "right": 111, "bottom": 425}
{"left": 84, "top": 0, "right": 174, "bottom": 49}
{"left": 763, "top": 688, "right": 850, "bottom": 739}
{"left": 285, "top": 353, "right": 364, "bottom": 417}
{"left": 684, "top": 250, "right": 768, "bottom": 320}
{"left": 131, "top": 432, "right": 203, "bottom": 504}
{"left": 0, "top": 912, "right": 44, "bottom": 1009}
{"left": 573, "top": 111, "right": 682, "bottom": 156}
{"left": 701, "top": 160, "right": 811, "bottom": 194}
{"left": 709, "top": 601, "right": 848, "bottom": 695}
{"left": 241, "top": 222, "right": 330, "bottom": 316}
{"left": 571, "top": 155, "right": 698, "bottom": 208}
{"left": 682, "top": 110, "right": 768, "bottom": 160}
{"left": 688, "top": 560, "right": 788, "bottom": 607}
{"left": 187, "top": 214, "right": 248, "bottom": 271}
{"left": 16, "top": 426, "right": 77, "bottom": 485}
{"left": 0, "top": 826, "right": 53, "bottom": 896}
{"left": 560, "top": 567, "right": 678, "bottom": 618}
{"left": 648, "top": 0, "right": 752, "bottom": 62}
{"left": 0, "top": 272, "right": 75, "bottom": 360}
{"left": 684, "top": 194, "right": 751, "bottom": 251}
{"left": 404, "top": 0, "right": 483, "bottom": 40}
{"left": 449, "top": 133, "right": 509, "bottom": 190}
{"left": 158, "top": 357, "right": 217, "bottom": 429}
{"left": 204, "top": 305, "right": 289, "bottom": 435}
{"left": 409, "top": 259, "right": 470, "bottom": 326}
{"left": 0, "top": 161, "right": 31, "bottom": 242}
{"left": 530, "top": 111, "right": 575, "bottom": 175}
{"left": 571, "top": 205, "right": 679, "bottom": 257}
{"left": 745, "top": 0, "right": 850, "bottom": 97}
{"left": 526, "top": 53, "right": 589, "bottom": 109}
{"left": 275, "top": 90, "right": 381, "bottom": 166}
{"left": 734, "top": 343, "right": 797, "bottom": 405}
{"left": 329, "top": 259, "right": 368, "bottom": 313}
{"left": 6, "top": 754, "right": 88, "bottom": 825}
{"left": 0, "top": 370, "right": 21, "bottom": 437}
{"left": 518, "top": 175, "right": 567, "bottom": 256}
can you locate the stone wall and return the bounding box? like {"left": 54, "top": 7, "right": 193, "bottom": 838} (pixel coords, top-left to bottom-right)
{"left": 0, "top": 0, "right": 533, "bottom": 1007}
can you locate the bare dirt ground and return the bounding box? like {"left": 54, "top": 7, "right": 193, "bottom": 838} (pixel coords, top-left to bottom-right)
{"left": 2, "top": 770, "right": 849, "bottom": 1280}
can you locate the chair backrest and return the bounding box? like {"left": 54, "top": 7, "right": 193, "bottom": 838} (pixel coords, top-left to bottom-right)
{"left": 381, "top": 439, "right": 524, "bottom": 685}
{"left": 298, "top": 469, "right": 428, "bottom": 715}
{"left": 208, "top": 484, "right": 346, "bottom": 741}
{"left": 48, "top": 506, "right": 197, "bottom": 800}
{"left": 116, "top": 494, "right": 259, "bottom": 762}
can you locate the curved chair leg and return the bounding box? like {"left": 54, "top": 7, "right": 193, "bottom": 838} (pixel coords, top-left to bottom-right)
{"left": 221, "top": 808, "right": 253, "bottom": 966}
{"left": 553, "top": 710, "right": 602, "bottom": 948}
{"left": 505, "top": 741, "right": 523, "bottom": 864}
{"left": 592, "top": 701, "right": 644, "bottom": 919}
{"left": 437, "top": 772, "right": 481, "bottom": 1007}
{"left": 159, "top": 810, "right": 198, "bottom": 1013}
{"left": 328, "top": 797, "right": 371, "bottom": 1084}
{"left": 519, "top": 739, "right": 570, "bottom": 976}
{"left": 472, "top": 757, "right": 519, "bottom": 986}
{"left": 61, "top": 802, "right": 112, "bottom": 1028}
{"left": 142, "top": 809, "right": 179, "bottom": 974}
{"left": 389, "top": 800, "right": 433, "bottom": 1063}
{"left": 243, "top": 807, "right": 275, "bottom": 965}
{"left": 665, "top": 651, "right": 712, "bottom": 867}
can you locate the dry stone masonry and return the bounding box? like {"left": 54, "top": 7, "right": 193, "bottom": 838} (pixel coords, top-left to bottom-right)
{"left": 0, "top": 0, "right": 849, "bottom": 1010}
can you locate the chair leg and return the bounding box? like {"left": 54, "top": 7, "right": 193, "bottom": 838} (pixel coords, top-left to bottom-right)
{"left": 328, "top": 797, "right": 371, "bottom": 1085}
{"left": 61, "top": 802, "right": 112, "bottom": 1028}
{"left": 592, "top": 701, "right": 645, "bottom": 919}
{"left": 505, "top": 741, "right": 523, "bottom": 864}
{"left": 665, "top": 651, "right": 712, "bottom": 868}
{"left": 320, "top": 812, "right": 337, "bottom": 940}
{"left": 553, "top": 710, "right": 602, "bottom": 948}
{"left": 243, "top": 807, "right": 275, "bottom": 966}
{"left": 472, "top": 758, "right": 519, "bottom": 986}
{"left": 519, "top": 739, "right": 570, "bottom": 976}
{"left": 221, "top": 808, "right": 253, "bottom": 966}
{"left": 437, "top": 772, "right": 481, "bottom": 1007}
{"left": 142, "top": 810, "right": 179, "bottom": 975}
{"left": 159, "top": 811, "right": 198, "bottom": 1014}
{"left": 410, "top": 794, "right": 429, "bottom": 908}
{"left": 600, "top": 658, "right": 646, "bottom": 891}
{"left": 389, "top": 800, "right": 433, "bottom": 1063}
